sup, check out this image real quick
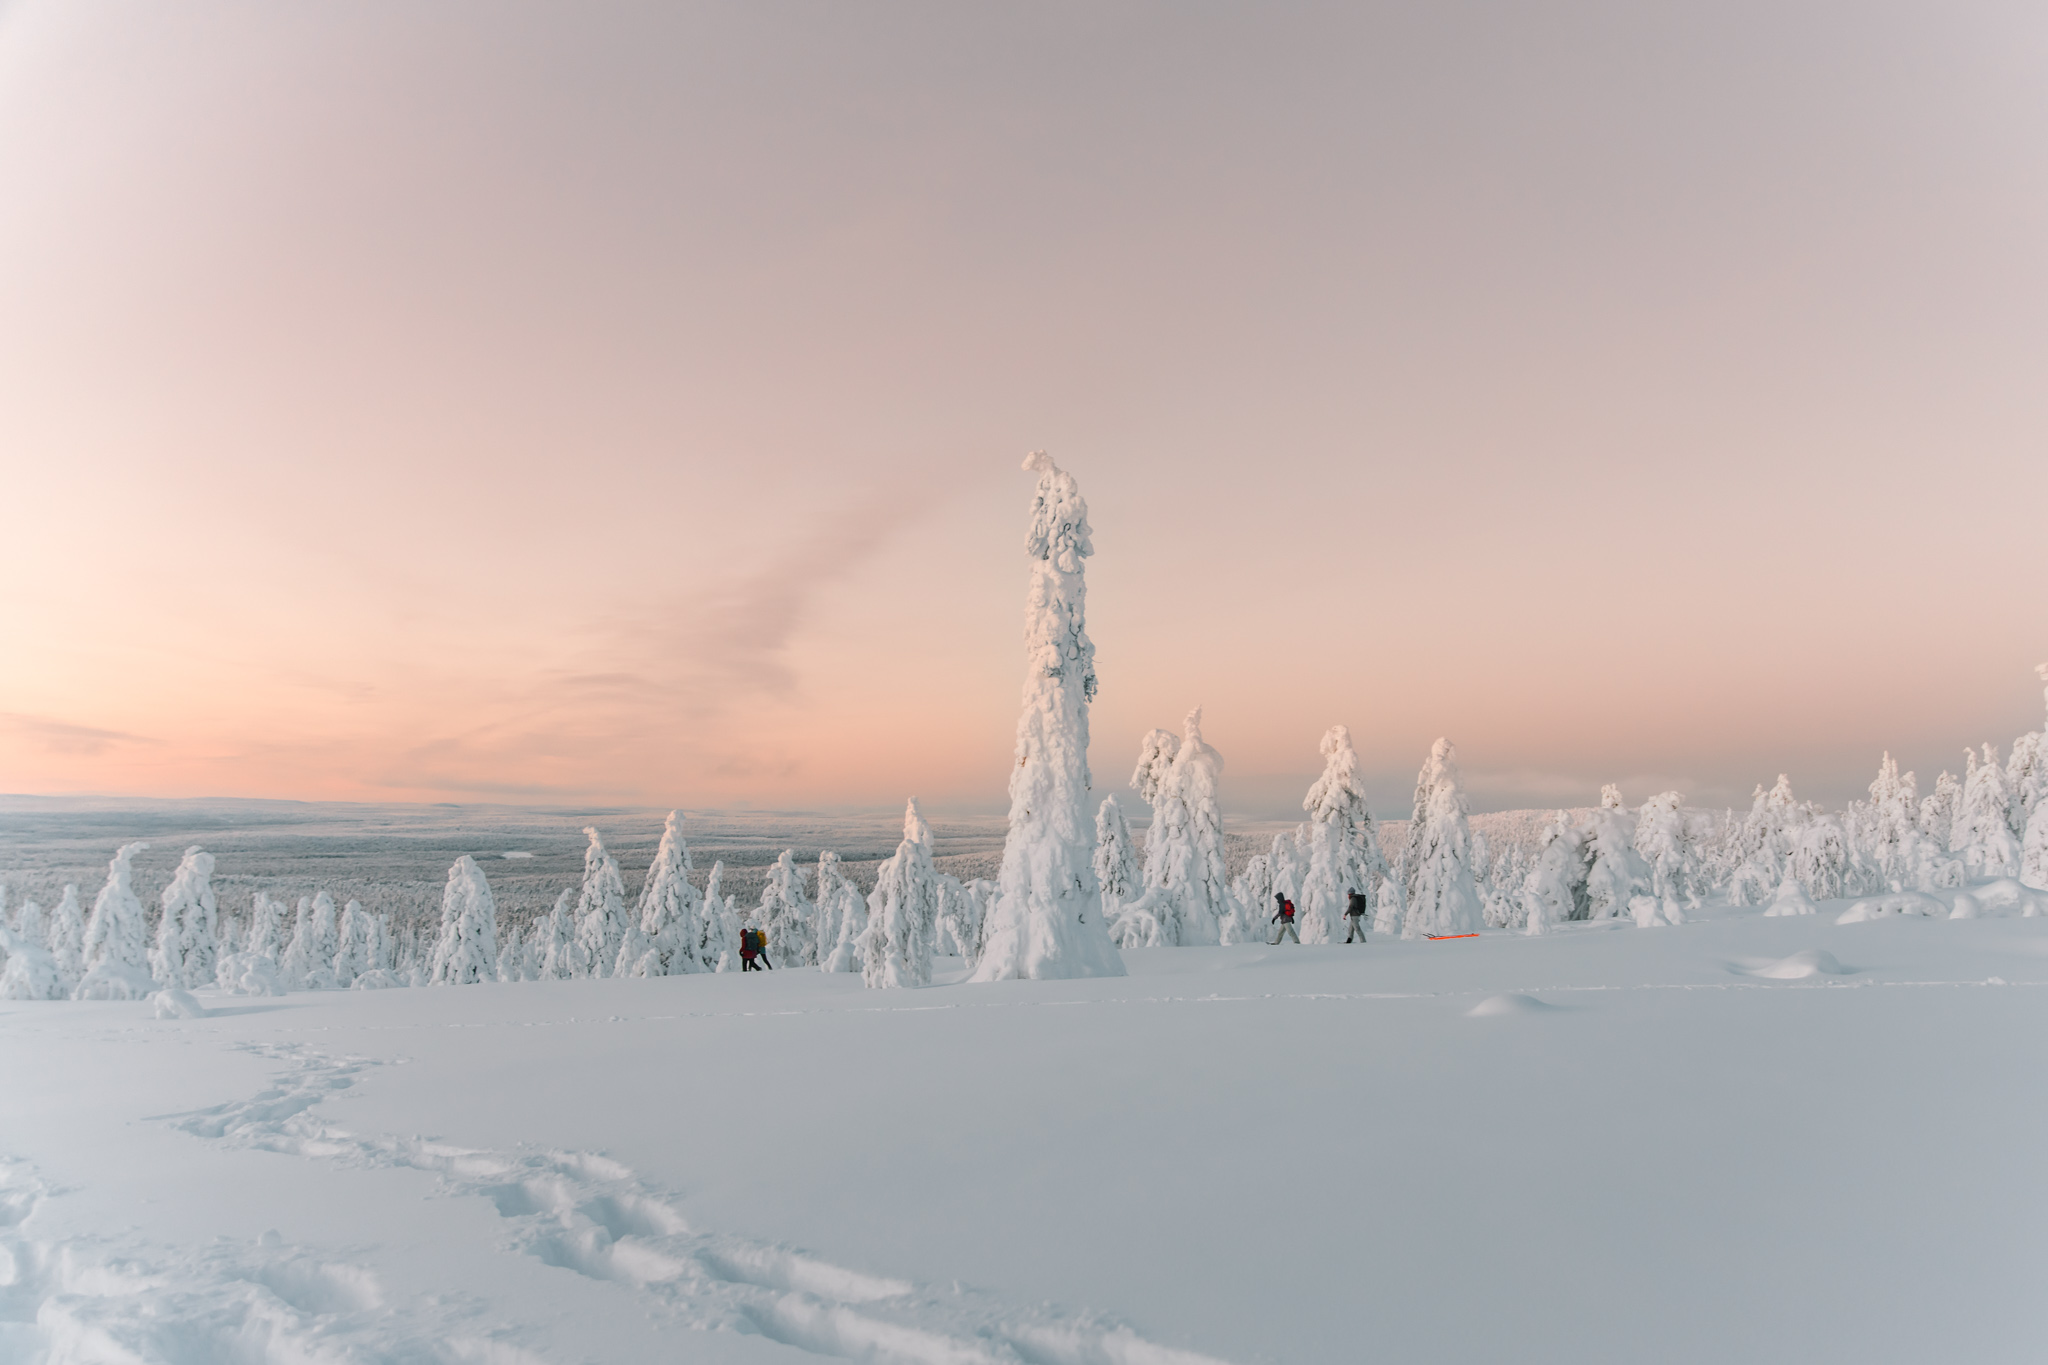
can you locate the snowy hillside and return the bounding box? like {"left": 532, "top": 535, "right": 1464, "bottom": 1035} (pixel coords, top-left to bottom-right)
{"left": 5, "top": 903, "right": 2046, "bottom": 1365}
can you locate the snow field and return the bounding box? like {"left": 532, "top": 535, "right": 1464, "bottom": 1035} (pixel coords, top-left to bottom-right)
{"left": 6, "top": 903, "right": 2048, "bottom": 1365}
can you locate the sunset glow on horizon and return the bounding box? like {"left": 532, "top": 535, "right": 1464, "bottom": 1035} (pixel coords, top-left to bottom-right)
{"left": 3, "top": 2, "right": 2045, "bottom": 819}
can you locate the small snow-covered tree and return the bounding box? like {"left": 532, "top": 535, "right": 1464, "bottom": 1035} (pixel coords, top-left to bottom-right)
{"left": 244, "top": 892, "right": 285, "bottom": 959}
{"left": 699, "top": 862, "right": 742, "bottom": 972}
{"left": 1093, "top": 795, "right": 1142, "bottom": 930}
{"left": 76, "top": 840, "right": 155, "bottom": 1000}
{"left": 46, "top": 885, "right": 85, "bottom": 993}
{"left": 13, "top": 896, "right": 45, "bottom": 947}
{"left": 1482, "top": 847, "right": 1526, "bottom": 928}
{"left": 1952, "top": 743, "right": 2021, "bottom": 878}
{"left": 971, "top": 452, "right": 1124, "bottom": 982}
{"left": 1790, "top": 814, "right": 1857, "bottom": 900}
{"left": 1231, "top": 854, "right": 1272, "bottom": 931}
{"left": 1763, "top": 875, "right": 1820, "bottom": 917}
{"left": 1299, "top": 725, "right": 1392, "bottom": 944}
{"left": 496, "top": 921, "right": 532, "bottom": 982}
{"left": 756, "top": 849, "right": 817, "bottom": 967}
{"left": 1401, "top": 739, "right": 1483, "bottom": 938}
{"left": 333, "top": 900, "right": 374, "bottom": 987}
{"left": 1864, "top": 754, "right": 1923, "bottom": 891}
{"left": 429, "top": 855, "right": 499, "bottom": 984}
{"left": 282, "top": 893, "right": 340, "bottom": 990}
{"left": 863, "top": 798, "right": 941, "bottom": 989}
{"left": 572, "top": 827, "right": 630, "bottom": 979}
{"left": 624, "top": 811, "right": 704, "bottom": 977}
{"left": 1522, "top": 813, "right": 1589, "bottom": 928}
{"left": 0, "top": 922, "right": 61, "bottom": 1000}
{"left": 815, "top": 851, "right": 866, "bottom": 973}
{"left": 1729, "top": 776, "right": 1806, "bottom": 906}
{"left": 2022, "top": 801, "right": 2048, "bottom": 890}
{"left": 150, "top": 846, "right": 219, "bottom": 989}
{"left": 1919, "top": 770, "right": 1962, "bottom": 849}
{"left": 1583, "top": 787, "right": 1651, "bottom": 921}
{"left": 1121, "top": 715, "right": 1230, "bottom": 948}
{"left": 535, "top": 889, "right": 577, "bottom": 979}
{"left": 1632, "top": 792, "right": 1700, "bottom": 917}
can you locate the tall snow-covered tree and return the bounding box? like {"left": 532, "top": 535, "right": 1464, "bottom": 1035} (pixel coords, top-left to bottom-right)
{"left": 572, "top": 827, "right": 630, "bottom": 979}
{"left": 756, "top": 849, "right": 817, "bottom": 967}
{"left": 971, "top": 452, "right": 1124, "bottom": 982}
{"left": 1952, "top": 743, "right": 2020, "bottom": 877}
{"left": 429, "top": 856, "right": 499, "bottom": 985}
{"left": 1130, "top": 728, "right": 1182, "bottom": 892}
{"left": 1482, "top": 847, "right": 1526, "bottom": 928}
{"left": 815, "top": 851, "right": 866, "bottom": 973}
{"left": 1583, "top": 787, "right": 1651, "bottom": 921}
{"left": 863, "top": 798, "right": 941, "bottom": 989}
{"left": 76, "top": 840, "right": 155, "bottom": 1000}
{"left": 535, "top": 889, "right": 577, "bottom": 979}
{"left": 1401, "top": 739, "right": 1484, "bottom": 937}
{"left": 623, "top": 811, "right": 704, "bottom": 977}
{"left": 245, "top": 891, "right": 285, "bottom": 959}
{"left": 1299, "top": 725, "right": 1391, "bottom": 944}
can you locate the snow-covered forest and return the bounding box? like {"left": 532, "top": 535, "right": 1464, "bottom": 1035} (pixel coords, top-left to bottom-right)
{"left": 5, "top": 454, "right": 2043, "bottom": 1002}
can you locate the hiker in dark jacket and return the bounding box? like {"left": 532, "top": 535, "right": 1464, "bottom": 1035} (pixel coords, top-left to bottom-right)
{"left": 1270, "top": 892, "right": 1300, "bottom": 945}
{"left": 1344, "top": 889, "right": 1370, "bottom": 943}
{"left": 740, "top": 927, "right": 774, "bottom": 971}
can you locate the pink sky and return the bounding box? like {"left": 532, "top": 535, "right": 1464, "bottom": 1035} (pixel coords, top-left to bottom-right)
{"left": 2, "top": 2, "right": 2045, "bottom": 817}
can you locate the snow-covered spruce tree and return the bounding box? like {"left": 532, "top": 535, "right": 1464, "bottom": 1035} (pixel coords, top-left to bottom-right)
{"left": 1121, "top": 727, "right": 1186, "bottom": 947}
{"left": 1764, "top": 874, "right": 1820, "bottom": 917}
{"left": 151, "top": 846, "right": 219, "bottom": 989}
{"left": 1728, "top": 776, "right": 1806, "bottom": 906}
{"left": 46, "top": 885, "right": 85, "bottom": 993}
{"left": 1919, "top": 770, "right": 1962, "bottom": 849}
{"left": 623, "top": 811, "right": 704, "bottom": 977}
{"left": 244, "top": 892, "right": 285, "bottom": 959}
{"left": 429, "top": 856, "right": 499, "bottom": 985}
{"left": 1952, "top": 744, "right": 2021, "bottom": 878}
{"left": 1401, "top": 739, "right": 1484, "bottom": 938}
{"left": 283, "top": 893, "right": 340, "bottom": 990}
{"left": 1299, "top": 725, "right": 1392, "bottom": 944}
{"left": 75, "top": 840, "right": 155, "bottom": 1000}
{"left": 699, "top": 862, "right": 742, "bottom": 972}
{"left": 535, "top": 889, "right": 577, "bottom": 979}
{"left": 815, "top": 851, "right": 866, "bottom": 973}
{"left": 572, "top": 827, "right": 630, "bottom": 979}
{"left": 933, "top": 874, "right": 973, "bottom": 958}
{"left": 333, "top": 899, "right": 373, "bottom": 987}
{"left": 757, "top": 849, "right": 817, "bottom": 968}
{"left": 1522, "top": 813, "right": 1589, "bottom": 928}
{"left": 1632, "top": 792, "right": 1700, "bottom": 917}
{"left": 1864, "top": 754, "right": 1923, "bottom": 891}
{"left": 1583, "top": 787, "right": 1652, "bottom": 921}
{"left": 1482, "top": 848, "right": 1526, "bottom": 928}
{"left": 1093, "top": 794, "right": 1142, "bottom": 931}
{"left": 971, "top": 453, "right": 1124, "bottom": 981}
{"left": 13, "top": 896, "right": 44, "bottom": 947}
{"left": 863, "top": 798, "right": 941, "bottom": 989}
{"left": 2022, "top": 801, "right": 2048, "bottom": 890}
{"left": 1790, "top": 813, "right": 1864, "bottom": 900}
{"left": 1231, "top": 853, "right": 1272, "bottom": 929}
{"left": 495, "top": 922, "right": 531, "bottom": 983}
{"left": 0, "top": 920, "right": 61, "bottom": 1000}
{"left": 1165, "top": 708, "right": 1234, "bottom": 944}
{"left": 1130, "top": 727, "right": 1183, "bottom": 893}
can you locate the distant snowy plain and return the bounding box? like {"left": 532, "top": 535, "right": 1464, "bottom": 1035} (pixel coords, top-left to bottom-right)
{"left": 6, "top": 901, "right": 2045, "bottom": 1365}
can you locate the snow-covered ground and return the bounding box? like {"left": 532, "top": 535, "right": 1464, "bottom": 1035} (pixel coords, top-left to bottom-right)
{"left": 5, "top": 904, "right": 2045, "bottom": 1365}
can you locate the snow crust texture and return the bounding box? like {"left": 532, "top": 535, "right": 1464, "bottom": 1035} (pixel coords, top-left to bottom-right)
{"left": 0, "top": 1042, "right": 1230, "bottom": 1365}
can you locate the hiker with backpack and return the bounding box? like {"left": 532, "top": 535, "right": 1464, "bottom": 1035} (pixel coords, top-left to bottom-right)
{"left": 1270, "top": 891, "right": 1299, "bottom": 945}
{"left": 740, "top": 926, "right": 773, "bottom": 971}
{"left": 1344, "top": 888, "right": 1370, "bottom": 943}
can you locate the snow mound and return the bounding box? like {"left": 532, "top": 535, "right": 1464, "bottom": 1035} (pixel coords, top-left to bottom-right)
{"left": 1746, "top": 949, "right": 1850, "bottom": 980}
{"left": 351, "top": 968, "right": 403, "bottom": 990}
{"left": 1946, "top": 879, "right": 2048, "bottom": 919}
{"left": 1837, "top": 892, "right": 1947, "bottom": 924}
{"left": 1467, "top": 993, "right": 1557, "bottom": 1017}
{"left": 1763, "top": 877, "right": 1819, "bottom": 917}
{"left": 151, "top": 987, "right": 207, "bottom": 1018}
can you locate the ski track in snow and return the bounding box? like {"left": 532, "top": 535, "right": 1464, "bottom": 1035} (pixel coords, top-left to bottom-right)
{"left": 1, "top": 1043, "right": 1233, "bottom": 1365}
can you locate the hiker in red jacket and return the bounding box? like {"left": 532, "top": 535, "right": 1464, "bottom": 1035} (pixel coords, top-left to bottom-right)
{"left": 740, "top": 927, "right": 773, "bottom": 971}
{"left": 1270, "top": 892, "right": 1300, "bottom": 945}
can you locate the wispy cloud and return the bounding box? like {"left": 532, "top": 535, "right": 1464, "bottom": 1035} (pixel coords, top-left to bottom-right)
{"left": 0, "top": 712, "right": 158, "bottom": 757}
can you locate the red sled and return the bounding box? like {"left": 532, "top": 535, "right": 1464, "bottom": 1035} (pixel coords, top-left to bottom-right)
{"left": 1425, "top": 933, "right": 1479, "bottom": 941}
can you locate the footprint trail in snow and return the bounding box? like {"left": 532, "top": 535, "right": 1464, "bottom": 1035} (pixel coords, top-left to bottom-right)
{"left": 139, "top": 1042, "right": 1231, "bottom": 1365}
